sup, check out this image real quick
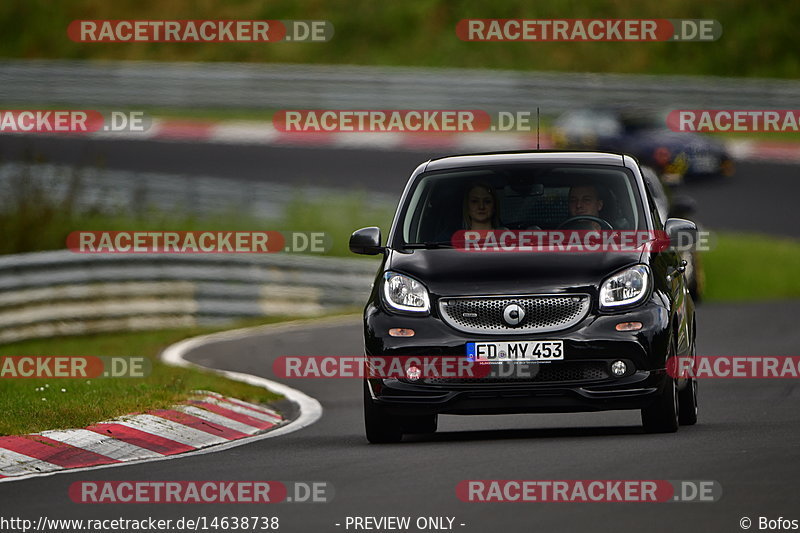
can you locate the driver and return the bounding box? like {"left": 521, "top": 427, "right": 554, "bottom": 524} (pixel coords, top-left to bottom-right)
{"left": 567, "top": 184, "right": 605, "bottom": 230}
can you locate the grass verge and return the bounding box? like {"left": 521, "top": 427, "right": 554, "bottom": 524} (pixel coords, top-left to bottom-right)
{"left": 703, "top": 232, "right": 800, "bottom": 301}
{"left": 0, "top": 164, "right": 394, "bottom": 257}
{"left": 0, "top": 314, "right": 355, "bottom": 436}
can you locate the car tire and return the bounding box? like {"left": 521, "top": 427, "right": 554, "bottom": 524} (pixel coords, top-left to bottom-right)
{"left": 363, "top": 381, "right": 403, "bottom": 444}
{"left": 641, "top": 374, "right": 679, "bottom": 434}
{"left": 678, "top": 377, "right": 698, "bottom": 425}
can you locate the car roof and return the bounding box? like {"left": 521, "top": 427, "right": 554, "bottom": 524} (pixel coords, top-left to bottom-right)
{"left": 424, "top": 151, "right": 629, "bottom": 172}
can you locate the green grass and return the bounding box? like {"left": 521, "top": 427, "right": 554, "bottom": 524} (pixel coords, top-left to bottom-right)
{"left": 0, "top": 0, "right": 797, "bottom": 78}
{"left": 276, "top": 190, "right": 393, "bottom": 257}
{"left": 0, "top": 314, "right": 358, "bottom": 436}
{"left": 702, "top": 232, "right": 800, "bottom": 301}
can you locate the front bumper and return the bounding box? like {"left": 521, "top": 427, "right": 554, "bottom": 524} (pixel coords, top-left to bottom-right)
{"left": 364, "top": 298, "right": 672, "bottom": 416}
{"left": 369, "top": 369, "right": 668, "bottom": 415}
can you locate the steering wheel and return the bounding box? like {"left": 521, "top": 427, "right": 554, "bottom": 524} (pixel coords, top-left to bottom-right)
{"left": 557, "top": 215, "right": 614, "bottom": 230}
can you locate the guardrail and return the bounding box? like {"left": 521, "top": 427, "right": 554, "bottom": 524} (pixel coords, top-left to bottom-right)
{"left": 0, "top": 250, "right": 378, "bottom": 344}
{"left": 0, "top": 162, "right": 398, "bottom": 221}
{"left": 2, "top": 60, "right": 800, "bottom": 113}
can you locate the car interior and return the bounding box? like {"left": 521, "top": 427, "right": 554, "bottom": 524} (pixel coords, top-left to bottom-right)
{"left": 402, "top": 166, "right": 642, "bottom": 245}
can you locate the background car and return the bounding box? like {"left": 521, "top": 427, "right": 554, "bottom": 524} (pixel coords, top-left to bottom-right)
{"left": 552, "top": 108, "right": 735, "bottom": 184}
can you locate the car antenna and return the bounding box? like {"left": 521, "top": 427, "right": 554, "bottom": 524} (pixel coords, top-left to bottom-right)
{"left": 536, "top": 107, "right": 540, "bottom": 150}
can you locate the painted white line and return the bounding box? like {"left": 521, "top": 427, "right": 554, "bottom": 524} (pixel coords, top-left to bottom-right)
{"left": 110, "top": 119, "right": 800, "bottom": 165}
{"left": 0, "top": 315, "right": 349, "bottom": 483}
{"left": 161, "top": 315, "right": 352, "bottom": 437}
{"left": 113, "top": 414, "right": 229, "bottom": 447}
{"left": 38, "top": 429, "right": 162, "bottom": 462}
{"left": 175, "top": 405, "right": 262, "bottom": 434}
{"left": 0, "top": 448, "right": 62, "bottom": 477}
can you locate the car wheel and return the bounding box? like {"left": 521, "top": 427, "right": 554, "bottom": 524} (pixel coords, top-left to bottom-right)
{"left": 363, "top": 381, "right": 403, "bottom": 444}
{"left": 641, "top": 374, "right": 679, "bottom": 434}
{"left": 678, "top": 377, "right": 698, "bottom": 425}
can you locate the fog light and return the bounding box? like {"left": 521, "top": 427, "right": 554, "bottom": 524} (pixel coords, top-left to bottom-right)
{"left": 611, "top": 360, "right": 627, "bottom": 377}
{"left": 615, "top": 321, "right": 643, "bottom": 332}
{"left": 406, "top": 365, "right": 421, "bottom": 381}
{"left": 389, "top": 328, "right": 415, "bottom": 337}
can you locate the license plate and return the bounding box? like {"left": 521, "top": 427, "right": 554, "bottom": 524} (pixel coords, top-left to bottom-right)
{"left": 467, "top": 341, "right": 564, "bottom": 363}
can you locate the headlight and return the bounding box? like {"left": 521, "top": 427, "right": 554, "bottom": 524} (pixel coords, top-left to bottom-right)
{"left": 599, "top": 265, "right": 651, "bottom": 310}
{"left": 382, "top": 272, "right": 430, "bottom": 313}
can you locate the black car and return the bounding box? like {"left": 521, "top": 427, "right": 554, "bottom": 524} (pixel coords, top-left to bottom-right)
{"left": 553, "top": 109, "right": 735, "bottom": 184}
{"left": 350, "top": 151, "right": 698, "bottom": 443}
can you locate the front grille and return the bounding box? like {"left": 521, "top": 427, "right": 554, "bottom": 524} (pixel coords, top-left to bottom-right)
{"left": 438, "top": 294, "right": 590, "bottom": 335}
{"left": 415, "top": 361, "right": 609, "bottom": 385}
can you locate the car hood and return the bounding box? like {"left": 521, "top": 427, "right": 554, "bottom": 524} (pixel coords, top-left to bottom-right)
{"left": 386, "top": 248, "right": 646, "bottom": 296}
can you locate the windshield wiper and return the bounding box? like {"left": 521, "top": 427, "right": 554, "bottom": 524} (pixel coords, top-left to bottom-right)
{"left": 402, "top": 241, "right": 454, "bottom": 249}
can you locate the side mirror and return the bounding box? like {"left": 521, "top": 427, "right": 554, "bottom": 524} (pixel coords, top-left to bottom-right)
{"left": 349, "top": 227, "right": 384, "bottom": 255}
{"left": 669, "top": 195, "right": 697, "bottom": 219}
{"left": 664, "top": 218, "right": 697, "bottom": 248}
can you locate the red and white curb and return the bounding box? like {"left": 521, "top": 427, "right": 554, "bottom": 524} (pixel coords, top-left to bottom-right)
{"left": 95, "top": 118, "right": 800, "bottom": 163}
{"left": 99, "top": 118, "right": 548, "bottom": 152}
{"left": 0, "top": 317, "right": 333, "bottom": 483}
{"left": 726, "top": 139, "right": 800, "bottom": 163}
{"left": 8, "top": 116, "right": 800, "bottom": 163}
{"left": 0, "top": 392, "right": 282, "bottom": 480}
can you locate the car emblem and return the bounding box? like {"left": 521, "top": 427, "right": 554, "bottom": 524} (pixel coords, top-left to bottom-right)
{"left": 503, "top": 303, "right": 525, "bottom": 326}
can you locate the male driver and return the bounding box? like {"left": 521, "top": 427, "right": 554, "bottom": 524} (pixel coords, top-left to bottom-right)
{"left": 567, "top": 184, "right": 605, "bottom": 230}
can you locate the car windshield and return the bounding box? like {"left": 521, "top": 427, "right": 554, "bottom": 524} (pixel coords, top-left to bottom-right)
{"left": 396, "top": 163, "right": 647, "bottom": 247}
